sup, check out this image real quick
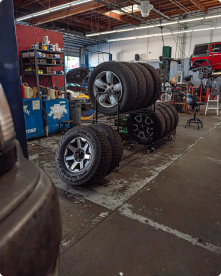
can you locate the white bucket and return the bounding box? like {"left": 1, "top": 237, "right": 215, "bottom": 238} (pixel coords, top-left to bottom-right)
{"left": 23, "top": 84, "right": 33, "bottom": 99}
{"left": 47, "top": 88, "right": 56, "bottom": 100}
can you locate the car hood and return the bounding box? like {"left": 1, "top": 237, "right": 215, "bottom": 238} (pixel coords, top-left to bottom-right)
{"left": 66, "top": 67, "right": 90, "bottom": 85}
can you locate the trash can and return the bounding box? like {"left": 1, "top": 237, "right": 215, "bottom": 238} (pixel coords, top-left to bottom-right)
{"left": 69, "top": 100, "right": 81, "bottom": 127}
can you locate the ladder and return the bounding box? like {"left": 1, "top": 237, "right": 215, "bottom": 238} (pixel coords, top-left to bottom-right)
{"left": 205, "top": 93, "right": 219, "bottom": 115}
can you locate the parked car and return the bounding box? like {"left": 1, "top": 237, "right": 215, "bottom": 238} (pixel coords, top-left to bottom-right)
{"left": 0, "top": 84, "right": 61, "bottom": 276}
{"left": 190, "top": 42, "right": 221, "bottom": 71}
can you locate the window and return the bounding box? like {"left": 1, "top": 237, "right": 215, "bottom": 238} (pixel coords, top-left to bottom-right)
{"left": 211, "top": 44, "right": 221, "bottom": 53}
{"left": 194, "top": 44, "right": 209, "bottom": 55}
{"left": 65, "top": 56, "right": 80, "bottom": 73}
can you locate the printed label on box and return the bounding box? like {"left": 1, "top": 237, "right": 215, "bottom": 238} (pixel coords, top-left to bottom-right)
{"left": 32, "top": 100, "right": 40, "bottom": 110}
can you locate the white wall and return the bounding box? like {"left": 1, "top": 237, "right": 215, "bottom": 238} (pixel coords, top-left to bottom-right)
{"left": 86, "top": 10, "right": 221, "bottom": 71}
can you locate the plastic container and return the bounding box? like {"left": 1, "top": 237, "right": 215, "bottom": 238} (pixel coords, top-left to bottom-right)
{"left": 69, "top": 100, "right": 81, "bottom": 126}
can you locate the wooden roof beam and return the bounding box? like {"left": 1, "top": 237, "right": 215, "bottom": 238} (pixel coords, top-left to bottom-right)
{"left": 71, "top": 17, "right": 111, "bottom": 30}
{"left": 29, "top": 2, "right": 105, "bottom": 25}
{"left": 58, "top": 19, "right": 107, "bottom": 32}
{"left": 103, "top": 11, "right": 140, "bottom": 26}
{"left": 189, "top": 0, "right": 207, "bottom": 14}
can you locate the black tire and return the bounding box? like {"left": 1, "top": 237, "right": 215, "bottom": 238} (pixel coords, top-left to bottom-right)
{"left": 88, "top": 61, "right": 137, "bottom": 115}
{"left": 133, "top": 63, "right": 154, "bottom": 109}
{"left": 139, "top": 63, "right": 162, "bottom": 106}
{"left": 90, "top": 123, "right": 123, "bottom": 175}
{"left": 127, "top": 108, "right": 165, "bottom": 144}
{"left": 164, "top": 103, "right": 179, "bottom": 128}
{"left": 156, "top": 105, "right": 171, "bottom": 138}
{"left": 127, "top": 112, "right": 154, "bottom": 145}
{"left": 154, "top": 108, "right": 166, "bottom": 142}
{"left": 55, "top": 126, "right": 112, "bottom": 186}
{"left": 157, "top": 103, "right": 176, "bottom": 133}
{"left": 117, "top": 62, "right": 138, "bottom": 112}
{"left": 121, "top": 62, "right": 146, "bottom": 110}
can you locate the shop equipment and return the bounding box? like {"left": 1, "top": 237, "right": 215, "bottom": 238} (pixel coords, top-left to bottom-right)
{"left": 184, "top": 94, "right": 205, "bottom": 130}
{"left": 43, "top": 98, "right": 70, "bottom": 135}
{"left": 23, "top": 98, "right": 45, "bottom": 139}
{"left": 20, "top": 48, "right": 66, "bottom": 98}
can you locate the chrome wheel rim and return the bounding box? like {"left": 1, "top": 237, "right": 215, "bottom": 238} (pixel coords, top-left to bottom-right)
{"left": 64, "top": 137, "right": 91, "bottom": 172}
{"left": 132, "top": 115, "right": 154, "bottom": 139}
{"left": 93, "top": 71, "right": 123, "bottom": 108}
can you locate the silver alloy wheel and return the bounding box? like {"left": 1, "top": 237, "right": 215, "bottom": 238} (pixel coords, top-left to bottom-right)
{"left": 64, "top": 137, "right": 91, "bottom": 172}
{"left": 132, "top": 115, "right": 154, "bottom": 139}
{"left": 93, "top": 71, "right": 123, "bottom": 108}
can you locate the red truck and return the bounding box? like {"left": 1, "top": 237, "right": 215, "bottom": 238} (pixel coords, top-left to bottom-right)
{"left": 190, "top": 42, "right": 221, "bottom": 71}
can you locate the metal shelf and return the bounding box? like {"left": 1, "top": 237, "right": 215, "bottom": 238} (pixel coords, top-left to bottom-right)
{"left": 24, "top": 72, "right": 65, "bottom": 76}
{"left": 23, "top": 63, "right": 64, "bottom": 67}
{"left": 20, "top": 48, "right": 66, "bottom": 98}
{"left": 22, "top": 57, "right": 63, "bottom": 60}
{"left": 20, "top": 48, "right": 64, "bottom": 55}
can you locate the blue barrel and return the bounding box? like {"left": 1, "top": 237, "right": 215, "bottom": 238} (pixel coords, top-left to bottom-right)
{"left": 23, "top": 98, "right": 45, "bottom": 139}
{"left": 43, "top": 99, "right": 70, "bottom": 134}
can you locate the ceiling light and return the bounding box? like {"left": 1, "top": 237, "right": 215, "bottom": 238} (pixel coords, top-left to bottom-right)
{"left": 206, "top": 14, "right": 221, "bottom": 19}
{"left": 107, "top": 26, "right": 217, "bottom": 42}
{"left": 179, "top": 17, "right": 204, "bottom": 23}
{"left": 156, "top": 21, "right": 178, "bottom": 26}
{"left": 136, "top": 25, "right": 155, "bottom": 29}
{"left": 138, "top": 1, "right": 154, "bottom": 17}
{"left": 16, "top": 0, "right": 93, "bottom": 21}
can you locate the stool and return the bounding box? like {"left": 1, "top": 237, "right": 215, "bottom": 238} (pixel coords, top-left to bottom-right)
{"left": 59, "top": 120, "right": 73, "bottom": 132}
{"left": 184, "top": 94, "right": 205, "bottom": 130}
{"left": 205, "top": 93, "right": 219, "bottom": 116}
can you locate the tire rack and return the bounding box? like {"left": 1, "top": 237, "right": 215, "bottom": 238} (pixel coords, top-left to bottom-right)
{"left": 81, "top": 92, "right": 176, "bottom": 154}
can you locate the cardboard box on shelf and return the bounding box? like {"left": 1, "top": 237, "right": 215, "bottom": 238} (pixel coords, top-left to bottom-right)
{"left": 33, "top": 87, "right": 38, "bottom": 98}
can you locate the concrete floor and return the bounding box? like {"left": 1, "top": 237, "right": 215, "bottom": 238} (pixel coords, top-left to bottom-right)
{"left": 28, "top": 107, "right": 221, "bottom": 276}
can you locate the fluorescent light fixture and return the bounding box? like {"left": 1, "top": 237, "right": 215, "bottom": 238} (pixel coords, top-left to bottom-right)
{"left": 118, "top": 28, "right": 135, "bottom": 32}
{"left": 206, "top": 14, "right": 221, "bottom": 19}
{"left": 16, "top": 0, "right": 93, "bottom": 21}
{"left": 107, "top": 26, "right": 218, "bottom": 42}
{"left": 17, "top": 15, "right": 33, "bottom": 21}
{"left": 32, "top": 10, "right": 49, "bottom": 17}
{"left": 86, "top": 13, "right": 221, "bottom": 37}
{"left": 136, "top": 25, "right": 155, "bottom": 29}
{"left": 156, "top": 21, "right": 178, "bottom": 26}
{"left": 179, "top": 17, "right": 204, "bottom": 23}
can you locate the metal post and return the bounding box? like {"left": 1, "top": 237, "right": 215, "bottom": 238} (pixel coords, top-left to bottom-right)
{"left": 0, "top": 0, "right": 28, "bottom": 158}
{"left": 85, "top": 50, "right": 89, "bottom": 69}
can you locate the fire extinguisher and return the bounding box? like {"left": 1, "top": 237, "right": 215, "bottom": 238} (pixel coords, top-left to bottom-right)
{"left": 21, "top": 84, "right": 25, "bottom": 99}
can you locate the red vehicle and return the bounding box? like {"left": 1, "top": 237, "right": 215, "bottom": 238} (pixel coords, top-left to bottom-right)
{"left": 190, "top": 42, "right": 221, "bottom": 71}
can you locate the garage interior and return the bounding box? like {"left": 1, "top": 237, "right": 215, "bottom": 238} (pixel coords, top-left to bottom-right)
{"left": 1, "top": 0, "right": 221, "bottom": 275}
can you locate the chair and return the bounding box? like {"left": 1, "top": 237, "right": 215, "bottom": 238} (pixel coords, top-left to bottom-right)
{"left": 184, "top": 94, "right": 205, "bottom": 130}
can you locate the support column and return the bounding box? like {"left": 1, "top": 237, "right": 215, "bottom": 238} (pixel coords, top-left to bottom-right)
{"left": 0, "top": 0, "right": 28, "bottom": 158}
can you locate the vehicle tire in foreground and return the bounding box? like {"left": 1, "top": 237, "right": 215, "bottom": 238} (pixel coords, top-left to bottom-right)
{"left": 88, "top": 61, "right": 137, "bottom": 115}
{"left": 55, "top": 126, "right": 112, "bottom": 186}
{"left": 90, "top": 123, "right": 123, "bottom": 175}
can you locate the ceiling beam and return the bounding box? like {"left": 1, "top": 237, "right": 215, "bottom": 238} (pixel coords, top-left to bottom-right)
{"left": 30, "top": 2, "right": 105, "bottom": 25}
{"left": 188, "top": 0, "right": 207, "bottom": 14}
{"left": 58, "top": 19, "right": 104, "bottom": 32}
{"left": 103, "top": 11, "right": 140, "bottom": 26}
{"left": 68, "top": 16, "right": 110, "bottom": 30}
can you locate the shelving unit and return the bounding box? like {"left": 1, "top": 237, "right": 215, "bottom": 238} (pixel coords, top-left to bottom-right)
{"left": 20, "top": 48, "right": 66, "bottom": 98}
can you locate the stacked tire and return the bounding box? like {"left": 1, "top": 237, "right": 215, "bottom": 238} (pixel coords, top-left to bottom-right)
{"left": 128, "top": 103, "right": 179, "bottom": 145}
{"left": 55, "top": 124, "right": 123, "bottom": 186}
{"left": 88, "top": 61, "right": 162, "bottom": 115}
